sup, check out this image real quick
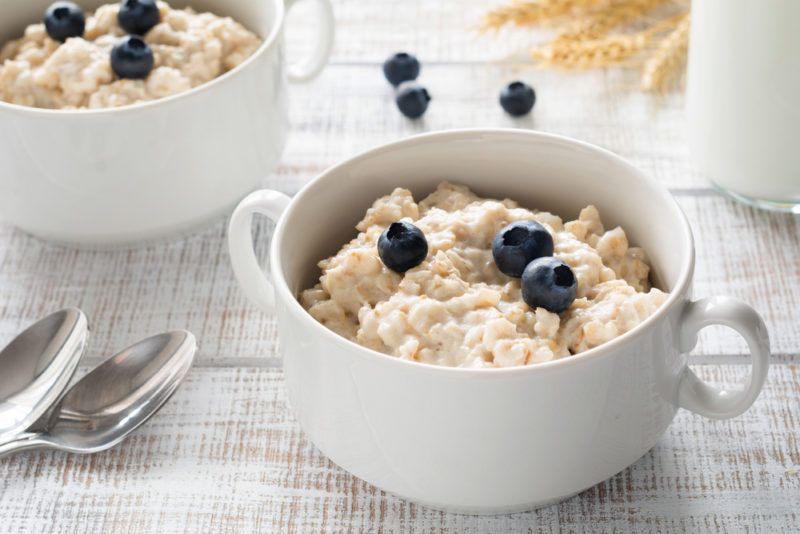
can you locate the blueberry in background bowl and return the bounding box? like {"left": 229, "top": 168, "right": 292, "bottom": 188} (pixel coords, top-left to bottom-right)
{"left": 118, "top": 0, "right": 161, "bottom": 36}
{"left": 43, "top": 1, "right": 85, "bottom": 42}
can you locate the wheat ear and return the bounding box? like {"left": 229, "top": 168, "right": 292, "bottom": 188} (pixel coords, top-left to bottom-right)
{"left": 481, "top": 0, "right": 606, "bottom": 31}
{"left": 554, "top": 0, "right": 669, "bottom": 42}
{"left": 531, "top": 12, "right": 684, "bottom": 69}
{"left": 641, "top": 12, "right": 690, "bottom": 91}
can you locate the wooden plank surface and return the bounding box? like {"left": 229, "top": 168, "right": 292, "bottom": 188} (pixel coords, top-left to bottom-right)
{"left": 1, "top": 365, "right": 798, "bottom": 533}
{"left": 281, "top": 65, "right": 703, "bottom": 191}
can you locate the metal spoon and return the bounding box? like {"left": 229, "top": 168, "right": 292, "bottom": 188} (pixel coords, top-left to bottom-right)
{"left": 0, "top": 330, "right": 196, "bottom": 458}
{"left": 0, "top": 308, "right": 88, "bottom": 444}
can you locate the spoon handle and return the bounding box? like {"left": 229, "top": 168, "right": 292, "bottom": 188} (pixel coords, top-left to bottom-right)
{"left": 0, "top": 432, "right": 46, "bottom": 459}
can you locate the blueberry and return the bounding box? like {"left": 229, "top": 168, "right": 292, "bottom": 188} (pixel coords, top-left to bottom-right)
{"left": 395, "top": 82, "right": 430, "bottom": 119}
{"left": 521, "top": 257, "right": 577, "bottom": 313}
{"left": 383, "top": 52, "right": 420, "bottom": 86}
{"left": 111, "top": 36, "right": 154, "bottom": 79}
{"left": 499, "top": 81, "right": 536, "bottom": 117}
{"left": 378, "top": 221, "right": 428, "bottom": 273}
{"left": 492, "top": 220, "right": 554, "bottom": 278}
{"left": 43, "top": 2, "right": 86, "bottom": 42}
{"left": 118, "top": 0, "right": 161, "bottom": 35}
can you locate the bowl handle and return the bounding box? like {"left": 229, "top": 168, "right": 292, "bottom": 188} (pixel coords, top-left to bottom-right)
{"left": 228, "top": 190, "right": 291, "bottom": 311}
{"left": 285, "top": 0, "right": 335, "bottom": 82}
{"left": 677, "top": 296, "right": 770, "bottom": 419}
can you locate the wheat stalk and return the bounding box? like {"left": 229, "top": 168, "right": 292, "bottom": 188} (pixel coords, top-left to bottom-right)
{"left": 532, "top": 34, "right": 649, "bottom": 68}
{"left": 481, "top": 0, "right": 606, "bottom": 31}
{"left": 531, "top": 12, "right": 684, "bottom": 69}
{"left": 554, "top": 0, "right": 669, "bottom": 42}
{"left": 641, "top": 12, "right": 690, "bottom": 91}
{"left": 480, "top": 0, "right": 691, "bottom": 93}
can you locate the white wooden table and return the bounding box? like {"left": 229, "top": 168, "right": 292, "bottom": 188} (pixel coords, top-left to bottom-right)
{"left": 1, "top": 1, "right": 799, "bottom": 531}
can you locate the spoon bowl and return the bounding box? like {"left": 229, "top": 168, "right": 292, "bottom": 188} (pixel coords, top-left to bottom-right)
{"left": 0, "top": 330, "right": 196, "bottom": 457}
{"left": 0, "top": 308, "right": 88, "bottom": 443}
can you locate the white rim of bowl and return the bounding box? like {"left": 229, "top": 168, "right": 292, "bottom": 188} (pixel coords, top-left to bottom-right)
{"left": 0, "top": 0, "right": 285, "bottom": 116}
{"left": 271, "top": 128, "right": 696, "bottom": 377}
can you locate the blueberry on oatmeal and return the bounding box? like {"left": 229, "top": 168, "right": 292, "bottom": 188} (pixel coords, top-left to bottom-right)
{"left": 521, "top": 257, "right": 577, "bottom": 313}
{"left": 111, "top": 36, "right": 154, "bottom": 79}
{"left": 43, "top": 2, "right": 86, "bottom": 42}
{"left": 118, "top": 0, "right": 161, "bottom": 36}
{"left": 378, "top": 221, "right": 428, "bottom": 273}
{"left": 492, "top": 220, "right": 554, "bottom": 278}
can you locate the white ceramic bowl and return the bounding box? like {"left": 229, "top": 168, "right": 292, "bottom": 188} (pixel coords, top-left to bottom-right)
{"left": 228, "top": 129, "right": 770, "bottom": 513}
{"left": 0, "top": 0, "right": 333, "bottom": 246}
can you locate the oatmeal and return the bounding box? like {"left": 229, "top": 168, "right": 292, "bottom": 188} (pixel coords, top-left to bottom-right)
{"left": 300, "top": 182, "right": 668, "bottom": 368}
{"left": 0, "top": 1, "right": 262, "bottom": 109}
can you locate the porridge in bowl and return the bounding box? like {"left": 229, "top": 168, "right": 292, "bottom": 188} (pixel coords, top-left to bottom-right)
{"left": 0, "top": 0, "right": 262, "bottom": 109}
{"left": 300, "top": 182, "right": 668, "bottom": 368}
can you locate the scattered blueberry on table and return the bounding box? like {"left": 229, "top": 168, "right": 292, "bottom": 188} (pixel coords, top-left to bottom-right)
{"left": 118, "top": 0, "right": 161, "bottom": 36}
{"left": 521, "top": 257, "right": 577, "bottom": 313}
{"left": 492, "top": 220, "right": 554, "bottom": 278}
{"left": 395, "top": 82, "right": 431, "bottom": 119}
{"left": 111, "top": 35, "right": 154, "bottom": 79}
{"left": 499, "top": 81, "right": 536, "bottom": 117}
{"left": 383, "top": 52, "right": 421, "bottom": 86}
{"left": 378, "top": 221, "right": 429, "bottom": 273}
{"left": 43, "top": 1, "right": 85, "bottom": 42}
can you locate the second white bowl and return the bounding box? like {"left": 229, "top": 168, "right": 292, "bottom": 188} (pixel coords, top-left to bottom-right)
{"left": 0, "top": 0, "right": 333, "bottom": 247}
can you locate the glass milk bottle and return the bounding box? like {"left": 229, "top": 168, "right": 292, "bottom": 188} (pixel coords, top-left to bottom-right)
{"left": 687, "top": 0, "right": 800, "bottom": 212}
